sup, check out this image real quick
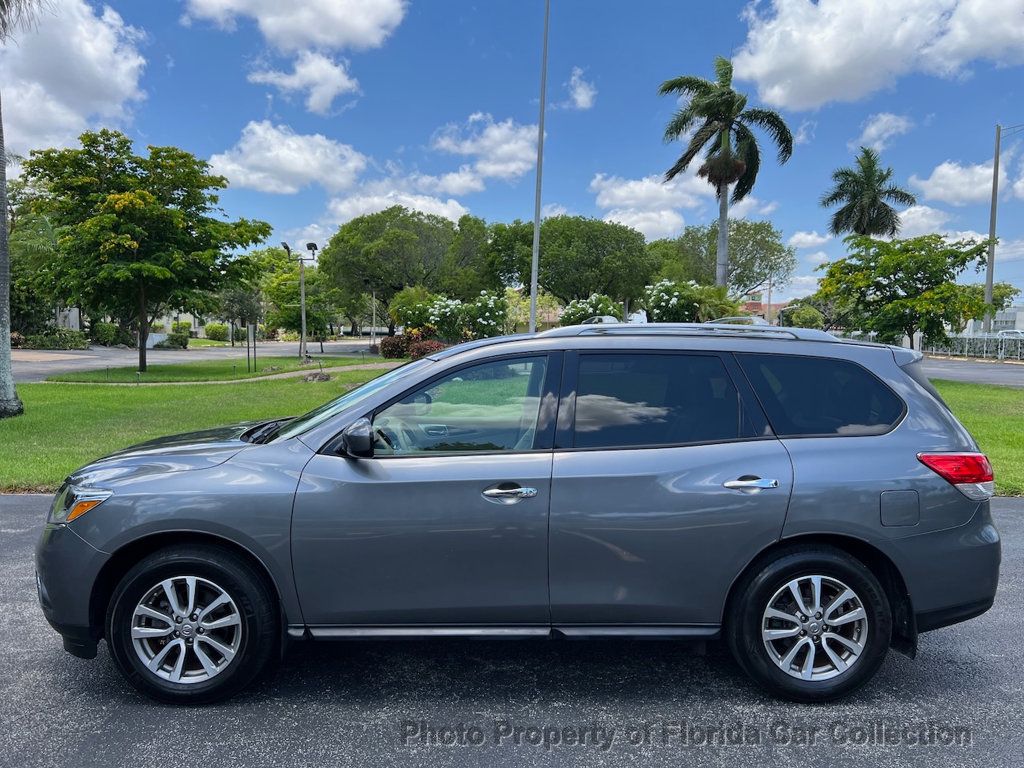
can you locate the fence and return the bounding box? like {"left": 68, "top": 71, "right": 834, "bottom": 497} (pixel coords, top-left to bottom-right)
{"left": 925, "top": 335, "right": 1024, "bottom": 361}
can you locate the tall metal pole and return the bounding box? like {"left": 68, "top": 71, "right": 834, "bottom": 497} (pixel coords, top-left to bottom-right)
{"left": 983, "top": 124, "right": 1001, "bottom": 334}
{"left": 299, "top": 257, "right": 308, "bottom": 359}
{"left": 528, "top": 0, "right": 550, "bottom": 333}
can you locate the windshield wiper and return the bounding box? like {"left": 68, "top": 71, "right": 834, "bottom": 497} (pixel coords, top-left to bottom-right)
{"left": 244, "top": 418, "right": 294, "bottom": 444}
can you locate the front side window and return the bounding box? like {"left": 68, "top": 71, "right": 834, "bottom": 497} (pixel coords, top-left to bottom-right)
{"left": 373, "top": 356, "right": 549, "bottom": 455}
{"left": 572, "top": 353, "right": 749, "bottom": 449}
{"left": 737, "top": 353, "right": 904, "bottom": 437}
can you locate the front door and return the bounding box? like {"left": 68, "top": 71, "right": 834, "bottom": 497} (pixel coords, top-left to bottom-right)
{"left": 549, "top": 351, "right": 793, "bottom": 627}
{"left": 291, "top": 353, "right": 559, "bottom": 628}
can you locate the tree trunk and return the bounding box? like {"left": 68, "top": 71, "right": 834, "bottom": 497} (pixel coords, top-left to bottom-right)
{"left": 0, "top": 93, "right": 25, "bottom": 418}
{"left": 137, "top": 283, "right": 148, "bottom": 372}
{"left": 715, "top": 184, "right": 729, "bottom": 288}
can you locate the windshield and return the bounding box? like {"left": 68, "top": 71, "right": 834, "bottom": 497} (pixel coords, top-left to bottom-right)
{"left": 270, "top": 358, "right": 434, "bottom": 442}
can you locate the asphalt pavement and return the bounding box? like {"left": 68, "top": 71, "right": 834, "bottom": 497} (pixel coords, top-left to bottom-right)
{"left": 1, "top": 494, "right": 1020, "bottom": 768}
{"left": 921, "top": 357, "right": 1024, "bottom": 388}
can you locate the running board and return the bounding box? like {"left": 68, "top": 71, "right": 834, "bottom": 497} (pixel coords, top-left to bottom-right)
{"left": 303, "top": 625, "right": 719, "bottom": 640}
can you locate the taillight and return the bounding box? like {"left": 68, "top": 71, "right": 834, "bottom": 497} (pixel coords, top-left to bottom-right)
{"left": 918, "top": 453, "right": 994, "bottom": 500}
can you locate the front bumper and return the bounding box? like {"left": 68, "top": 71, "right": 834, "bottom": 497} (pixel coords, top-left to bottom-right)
{"left": 35, "top": 522, "right": 110, "bottom": 659}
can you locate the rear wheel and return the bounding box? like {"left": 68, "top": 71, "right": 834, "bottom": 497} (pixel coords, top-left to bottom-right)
{"left": 107, "top": 544, "right": 277, "bottom": 704}
{"left": 727, "top": 546, "right": 892, "bottom": 702}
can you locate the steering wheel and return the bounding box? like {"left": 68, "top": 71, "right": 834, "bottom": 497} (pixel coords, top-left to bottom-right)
{"left": 373, "top": 417, "right": 417, "bottom": 453}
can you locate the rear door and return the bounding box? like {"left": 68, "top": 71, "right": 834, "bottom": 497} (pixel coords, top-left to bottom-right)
{"left": 548, "top": 350, "right": 793, "bottom": 628}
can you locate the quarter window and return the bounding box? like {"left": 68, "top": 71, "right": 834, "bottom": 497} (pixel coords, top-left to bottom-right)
{"left": 737, "top": 353, "right": 904, "bottom": 437}
{"left": 572, "top": 353, "right": 750, "bottom": 449}
{"left": 373, "top": 356, "right": 549, "bottom": 454}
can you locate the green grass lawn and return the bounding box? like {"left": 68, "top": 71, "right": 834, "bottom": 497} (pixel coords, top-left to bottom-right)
{"left": 0, "top": 374, "right": 1020, "bottom": 495}
{"left": 48, "top": 355, "right": 376, "bottom": 383}
{"left": 0, "top": 370, "right": 381, "bottom": 492}
{"left": 933, "top": 380, "right": 1024, "bottom": 496}
{"left": 187, "top": 338, "right": 230, "bottom": 348}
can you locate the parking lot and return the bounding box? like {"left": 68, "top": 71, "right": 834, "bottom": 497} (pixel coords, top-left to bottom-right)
{"left": 1, "top": 494, "right": 1020, "bottom": 768}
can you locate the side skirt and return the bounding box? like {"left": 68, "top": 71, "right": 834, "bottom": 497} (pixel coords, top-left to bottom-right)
{"left": 297, "top": 625, "right": 721, "bottom": 640}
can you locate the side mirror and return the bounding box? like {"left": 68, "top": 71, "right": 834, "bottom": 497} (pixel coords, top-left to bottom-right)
{"left": 339, "top": 417, "right": 374, "bottom": 459}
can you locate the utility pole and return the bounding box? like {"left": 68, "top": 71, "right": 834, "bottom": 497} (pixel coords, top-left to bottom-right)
{"left": 983, "top": 124, "right": 1001, "bottom": 334}
{"left": 528, "top": 0, "right": 550, "bottom": 333}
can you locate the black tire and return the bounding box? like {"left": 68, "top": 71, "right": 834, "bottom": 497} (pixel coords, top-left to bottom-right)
{"left": 106, "top": 544, "right": 278, "bottom": 704}
{"left": 726, "top": 545, "right": 892, "bottom": 702}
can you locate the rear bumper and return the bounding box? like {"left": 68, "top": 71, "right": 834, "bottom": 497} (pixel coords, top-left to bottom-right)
{"left": 35, "top": 522, "right": 108, "bottom": 658}
{"left": 897, "top": 501, "right": 1001, "bottom": 632}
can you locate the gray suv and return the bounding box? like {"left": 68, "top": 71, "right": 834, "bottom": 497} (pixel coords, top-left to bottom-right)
{"left": 35, "top": 324, "right": 1001, "bottom": 704}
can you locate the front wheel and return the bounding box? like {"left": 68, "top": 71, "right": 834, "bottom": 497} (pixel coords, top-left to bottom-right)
{"left": 727, "top": 546, "right": 892, "bottom": 702}
{"left": 107, "top": 544, "right": 278, "bottom": 704}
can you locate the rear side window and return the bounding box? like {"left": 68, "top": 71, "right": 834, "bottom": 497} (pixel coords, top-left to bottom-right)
{"left": 737, "top": 353, "right": 904, "bottom": 437}
{"left": 572, "top": 353, "right": 752, "bottom": 449}
{"left": 900, "top": 358, "right": 950, "bottom": 410}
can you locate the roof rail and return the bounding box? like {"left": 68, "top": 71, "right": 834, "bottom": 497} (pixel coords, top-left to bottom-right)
{"left": 539, "top": 323, "right": 838, "bottom": 342}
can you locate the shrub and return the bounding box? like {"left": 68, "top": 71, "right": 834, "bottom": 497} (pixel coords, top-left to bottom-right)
{"left": 172, "top": 321, "right": 192, "bottom": 336}
{"left": 204, "top": 322, "right": 229, "bottom": 341}
{"left": 463, "top": 290, "right": 509, "bottom": 340}
{"left": 91, "top": 322, "right": 119, "bottom": 346}
{"left": 379, "top": 335, "right": 408, "bottom": 359}
{"left": 150, "top": 323, "right": 165, "bottom": 333}
{"left": 233, "top": 326, "right": 248, "bottom": 342}
{"left": 9, "top": 331, "right": 25, "bottom": 348}
{"left": 560, "top": 294, "right": 622, "bottom": 326}
{"left": 427, "top": 296, "right": 465, "bottom": 342}
{"left": 389, "top": 286, "right": 435, "bottom": 328}
{"left": 785, "top": 305, "right": 825, "bottom": 329}
{"left": 24, "top": 328, "right": 90, "bottom": 350}
{"left": 642, "top": 280, "right": 740, "bottom": 323}
{"left": 408, "top": 339, "right": 446, "bottom": 359}
{"left": 155, "top": 332, "right": 189, "bottom": 349}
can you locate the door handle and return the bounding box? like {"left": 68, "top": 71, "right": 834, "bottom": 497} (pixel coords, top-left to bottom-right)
{"left": 723, "top": 477, "right": 779, "bottom": 492}
{"left": 482, "top": 486, "right": 538, "bottom": 503}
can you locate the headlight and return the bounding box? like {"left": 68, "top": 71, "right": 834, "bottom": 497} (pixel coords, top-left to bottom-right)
{"left": 49, "top": 484, "right": 112, "bottom": 523}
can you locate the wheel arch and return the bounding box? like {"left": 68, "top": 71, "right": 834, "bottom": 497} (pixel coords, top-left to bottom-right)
{"left": 90, "top": 531, "right": 287, "bottom": 643}
{"left": 724, "top": 533, "right": 917, "bottom": 657}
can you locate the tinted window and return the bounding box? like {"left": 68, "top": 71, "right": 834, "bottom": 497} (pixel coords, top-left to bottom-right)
{"left": 373, "top": 356, "right": 548, "bottom": 454}
{"left": 737, "top": 354, "right": 904, "bottom": 437}
{"left": 572, "top": 354, "right": 749, "bottom": 449}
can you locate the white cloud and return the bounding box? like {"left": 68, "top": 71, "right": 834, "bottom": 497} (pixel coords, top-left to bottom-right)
{"left": 0, "top": 0, "right": 146, "bottom": 155}
{"left": 542, "top": 203, "right": 569, "bottom": 218}
{"left": 734, "top": 0, "right": 1024, "bottom": 110}
{"left": 209, "top": 121, "right": 367, "bottom": 193}
{"left": 603, "top": 209, "right": 686, "bottom": 241}
{"left": 851, "top": 113, "right": 914, "bottom": 151}
{"left": 788, "top": 230, "right": 830, "bottom": 248}
{"left": 805, "top": 251, "right": 830, "bottom": 266}
{"left": 776, "top": 275, "right": 821, "bottom": 301}
{"left": 731, "top": 196, "right": 778, "bottom": 219}
{"left": 249, "top": 51, "right": 359, "bottom": 114}
{"left": 588, "top": 170, "right": 714, "bottom": 240}
{"left": 433, "top": 113, "right": 537, "bottom": 180}
{"left": 1013, "top": 160, "right": 1024, "bottom": 200}
{"left": 898, "top": 204, "right": 953, "bottom": 236}
{"left": 183, "top": 0, "right": 406, "bottom": 52}
{"left": 327, "top": 191, "right": 467, "bottom": 223}
{"left": 910, "top": 158, "right": 1005, "bottom": 206}
{"left": 794, "top": 120, "right": 817, "bottom": 145}
{"left": 556, "top": 66, "right": 597, "bottom": 110}
{"left": 407, "top": 166, "right": 485, "bottom": 196}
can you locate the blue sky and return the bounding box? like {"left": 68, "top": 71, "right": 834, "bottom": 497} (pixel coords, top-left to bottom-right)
{"left": 3, "top": 0, "right": 1024, "bottom": 299}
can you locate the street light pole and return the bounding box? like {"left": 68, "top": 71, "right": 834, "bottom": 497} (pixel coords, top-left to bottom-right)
{"left": 528, "top": 0, "right": 550, "bottom": 334}
{"left": 983, "top": 124, "right": 1001, "bottom": 334}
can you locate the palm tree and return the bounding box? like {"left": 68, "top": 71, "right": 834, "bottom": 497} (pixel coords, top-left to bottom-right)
{"left": 1, "top": 0, "right": 44, "bottom": 418}
{"left": 659, "top": 56, "right": 793, "bottom": 288}
{"left": 821, "top": 147, "right": 917, "bottom": 237}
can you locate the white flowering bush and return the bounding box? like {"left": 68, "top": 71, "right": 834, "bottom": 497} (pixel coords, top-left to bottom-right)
{"left": 463, "top": 290, "right": 509, "bottom": 339}
{"left": 642, "top": 280, "right": 740, "bottom": 323}
{"left": 427, "top": 296, "right": 465, "bottom": 342}
{"left": 560, "top": 294, "right": 622, "bottom": 326}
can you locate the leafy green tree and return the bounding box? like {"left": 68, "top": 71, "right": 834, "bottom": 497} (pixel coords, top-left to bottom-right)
{"left": 1, "top": 0, "right": 46, "bottom": 417}
{"left": 962, "top": 282, "right": 1020, "bottom": 319}
{"left": 642, "top": 279, "right": 740, "bottom": 323}
{"left": 388, "top": 285, "right": 435, "bottom": 328}
{"left": 438, "top": 215, "right": 500, "bottom": 299}
{"left": 659, "top": 56, "right": 793, "bottom": 288}
{"left": 7, "top": 212, "right": 59, "bottom": 334}
{"left": 818, "top": 235, "right": 992, "bottom": 348}
{"left": 780, "top": 291, "right": 855, "bottom": 332}
{"left": 539, "top": 215, "right": 655, "bottom": 305}
{"left": 486, "top": 220, "right": 533, "bottom": 288}
{"left": 821, "top": 147, "right": 917, "bottom": 237}
{"left": 652, "top": 219, "right": 797, "bottom": 298}
{"left": 23, "top": 130, "right": 270, "bottom": 370}
{"left": 319, "top": 206, "right": 456, "bottom": 334}
{"left": 263, "top": 265, "right": 330, "bottom": 338}
{"left": 783, "top": 305, "right": 825, "bottom": 329}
